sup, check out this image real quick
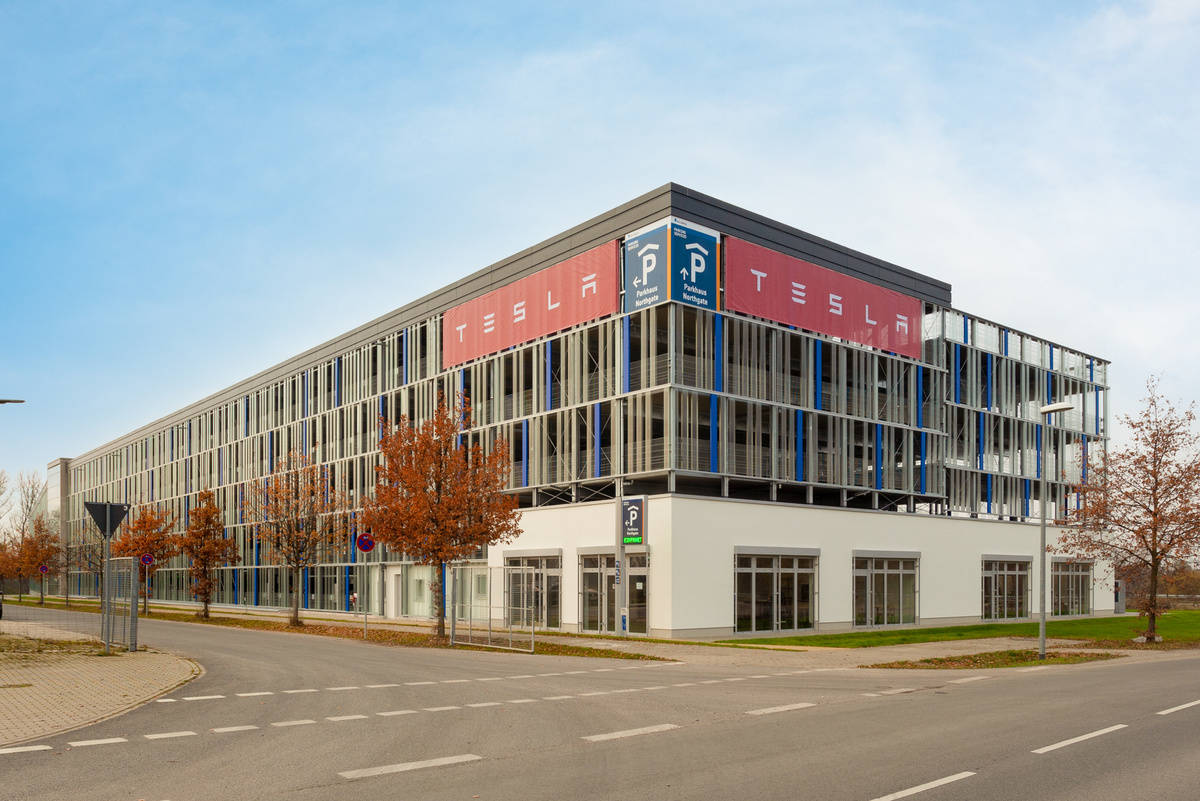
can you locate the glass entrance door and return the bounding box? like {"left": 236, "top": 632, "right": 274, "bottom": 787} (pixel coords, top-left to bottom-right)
{"left": 581, "top": 554, "right": 647, "bottom": 634}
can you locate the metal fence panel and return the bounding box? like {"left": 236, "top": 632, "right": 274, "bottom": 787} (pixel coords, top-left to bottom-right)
{"left": 449, "top": 565, "right": 535, "bottom": 653}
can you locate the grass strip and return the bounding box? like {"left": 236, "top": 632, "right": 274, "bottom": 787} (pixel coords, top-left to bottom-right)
{"left": 864, "top": 649, "right": 1123, "bottom": 669}
{"left": 719, "top": 610, "right": 1200, "bottom": 648}
{"left": 2, "top": 599, "right": 664, "bottom": 661}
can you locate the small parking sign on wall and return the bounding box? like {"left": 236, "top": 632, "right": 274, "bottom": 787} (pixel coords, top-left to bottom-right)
{"left": 622, "top": 498, "right": 646, "bottom": 545}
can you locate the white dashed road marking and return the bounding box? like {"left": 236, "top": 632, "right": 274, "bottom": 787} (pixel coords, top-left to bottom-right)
{"left": 423, "top": 706, "right": 461, "bottom": 712}
{"left": 237, "top": 691, "right": 274, "bottom": 697}
{"left": 154, "top": 699, "right": 177, "bottom": 703}
{"left": 339, "top": 753, "right": 481, "bottom": 780}
{"left": 283, "top": 689, "right": 318, "bottom": 694}
{"left": 212, "top": 725, "right": 259, "bottom": 733}
{"left": 376, "top": 710, "right": 417, "bottom": 717}
{"left": 746, "top": 702, "right": 816, "bottom": 716}
{"left": 405, "top": 681, "right": 435, "bottom": 686}
{"left": 0, "top": 745, "right": 53, "bottom": 754}
{"left": 327, "top": 715, "right": 368, "bottom": 722}
{"left": 543, "top": 695, "right": 574, "bottom": 700}
{"left": 583, "top": 724, "right": 680, "bottom": 742}
{"left": 507, "top": 699, "right": 537, "bottom": 704}
{"left": 68, "top": 738, "right": 127, "bottom": 747}
{"left": 328, "top": 686, "right": 359, "bottom": 691}
{"left": 271, "top": 719, "right": 316, "bottom": 727}
{"left": 1032, "top": 724, "right": 1127, "bottom": 754}
{"left": 1157, "top": 699, "right": 1200, "bottom": 716}
{"left": 366, "top": 683, "right": 399, "bottom": 688}
{"left": 869, "top": 771, "right": 976, "bottom": 800}
{"left": 144, "top": 731, "right": 197, "bottom": 740}
{"left": 183, "top": 695, "right": 224, "bottom": 701}
{"left": 467, "top": 702, "right": 501, "bottom": 708}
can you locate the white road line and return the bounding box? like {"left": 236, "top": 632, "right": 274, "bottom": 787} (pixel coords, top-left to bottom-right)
{"left": 862, "top": 693, "right": 881, "bottom": 697}
{"left": 724, "top": 677, "right": 747, "bottom": 682}
{"left": 236, "top": 691, "right": 274, "bottom": 697}
{"left": 749, "top": 675, "right": 771, "bottom": 679}
{"left": 673, "top": 682, "right": 697, "bottom": 687}
{"left": 746, "top": 702, "right": 816, "bottom": 716}
{"left": 283, "top": 689, "right": 318, "bottom": 694}
{"left": 593, "top": 668, "right": 615, "bottom": 673}
{"left": 144, "top": 731, "right": 197, "bottom": 740}
{"left": 68, "top": 738, "right": 127, "bottom": 747}
{"left": 579, "top": 691, "right": 610, "bottom": 697}
{"left": 538, "top": 672, "right": 563, "bottom": 676}
{"left": 327, "top": 715, "right": 368, "bottom": 722}
{"left": 339, "top": 753, "right": 481, "bottom": 780}
{"left": 327, "top": 686, "right": 360, "bottom": 691}
{"left": 271, "top": 719, "right": 316, "bottom": 727}
{"left": 772, "top": 672, "right": 793, "bottom": 677}
{"left": 467, "top": 702, "right": 501, "bottom": 708}
{"left": 1032, "top": 724, "right": 1127, "bottom": 754}
{"left": 641, "top": 686, "right": 667, "bottom": 691}
{"left": 377, "top": 710, "right": 417, "bottom": 717}
{"left": 507, "top": 699, "right": 537, "bottom": 704}
{"left": 582, "top": 724, "right": 680, "bottom": 742}
{"left": 366, "top": 683, "right": 399, "bottom": 689}
{"left": 700, "top": 680, "right": 721, "bottom": 685}
{"left": 183, "top": 695, "right": 225, "bottom": 701}
{"left": 1019, "top": 666, "right": 1048, "bottom": 673}
{"left": 1157, "top": 700, "right": 1200, "bottom": 716}
{"left": 155, "top": 698, "right": 177, "bottom": 703}
{"left": 212, "top": 725, "right": 259, "bottom": 733}
{"left": 441, "top": 679, "right": 470, "bottom": 684}
{"left": 878, "top": 688, "right": 915, "bottom": 695}
{"left": 507, "top": 674, "right": 534, "bottom": 679}
{"left": 423, "top": 706, "right": 461, "bottom": 712}
{"left": 405, "top": 681, "right": 435, "bottom": 686}
{"left": 543, "top": 695, "right": 574, "bottom": 700}
{"left": 476, "top": 677, "right": 503, "bottom": 682}
{"left": 869, "top": 771, "right": 976, "bottom": 800}
{"left": 562, "top": 670, "right": 587, "bottom": 675}
{"left": 948, "top": 676, "right": 990, "bottom": 684}
{"left": 609, "top": 688, "right": 639, "bottom": 694}
{"left": 0, "top": 745, "right": 53, "bottom": 754}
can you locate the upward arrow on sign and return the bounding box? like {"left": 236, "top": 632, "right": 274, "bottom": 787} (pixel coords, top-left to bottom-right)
{"left": 84, "top": 501, "right": 131, "bottom": 538}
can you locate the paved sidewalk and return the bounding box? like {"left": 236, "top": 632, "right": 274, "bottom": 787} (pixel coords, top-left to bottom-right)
{"left": 0, "top": 645, "right": 199, "bottom": 746}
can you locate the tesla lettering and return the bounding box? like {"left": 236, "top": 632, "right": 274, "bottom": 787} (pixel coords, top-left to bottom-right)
{"left": 547, "top": 290, "right": 560, "bottom": 311}
{"left": 751, "top": 268, "right": 767, "bottom": 291}
{"left": 581, "top": 273, "right": 597, "bottom": 297}
{"left": 791, "top": 281, "right": 806, "bottom": 305}
{"left": 513, "top": 300, "right": 526, "bottom": 324}
{"left": 483, "top": 312, "right": 496, "bottom": 333}
{"left": 896, "top": 314, "right": 909, "bottom": 334}
{"left": 865, "top": 305, "right": 877, "bottom": 326}
{"left": 829, "top": 293, "right": 843, "bottom": 316}
{"left": 455, "top": 323, "right": 467, "bottom": 342}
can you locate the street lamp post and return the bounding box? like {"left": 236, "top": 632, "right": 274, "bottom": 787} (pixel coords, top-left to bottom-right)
{"left": 1038, "top": 400, "right": 1074, "bottom": 660}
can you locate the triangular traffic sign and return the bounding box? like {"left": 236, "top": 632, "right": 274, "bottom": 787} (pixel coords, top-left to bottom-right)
{"left": 84, "top": 501, "right": 131, "bottom": 537}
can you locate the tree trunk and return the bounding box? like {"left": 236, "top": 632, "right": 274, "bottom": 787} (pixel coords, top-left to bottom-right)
{"left": 39, "top": 582, "right": 45, "bottom": 606}
{"left": 1146, "top": 558, "right": 1160, "bottom": 640}
{"left": 290, "top": 565, "right": 302, "bottom": 626}
{"left": 435, "top": 562, "right": 446, "bottom": 639}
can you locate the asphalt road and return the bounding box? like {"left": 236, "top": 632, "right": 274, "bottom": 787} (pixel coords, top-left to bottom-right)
{"left": 3, "top": 610, "right": 1199, "bottom": 801}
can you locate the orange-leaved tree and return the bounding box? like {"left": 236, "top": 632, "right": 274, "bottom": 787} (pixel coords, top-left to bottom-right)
{"left": 179, "top": 490, "right": 237, "bottom": 619}
{"left": 1060, "top": 377, "right": 1200, "bottom": 640}
{"left": 19, "top": 515, "right": 62, "bottom": 606}
{"left": 113, "top": 506, "right": 179, "bottom": 614}
{"left": 362, "top": 393, "right": 521, "bottom": 638}
{"left": 242, "top": 451, "right": 351, "bottom": 626}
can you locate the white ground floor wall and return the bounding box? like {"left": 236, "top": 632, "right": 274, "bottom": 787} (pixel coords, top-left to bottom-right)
{"left": 474, "top": 494, "right": 1114, "bottom": 639}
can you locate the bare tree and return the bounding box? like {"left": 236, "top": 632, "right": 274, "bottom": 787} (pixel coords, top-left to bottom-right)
{"left": 12, "top": 472, "right": 46, "bottom": 542}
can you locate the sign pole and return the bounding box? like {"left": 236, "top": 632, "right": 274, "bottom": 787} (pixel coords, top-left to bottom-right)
{"left": 103, "top": 505, "right": 111, "bottom": 655}
{"left": 614, "top": 398, "right": 626, "bottom": 637}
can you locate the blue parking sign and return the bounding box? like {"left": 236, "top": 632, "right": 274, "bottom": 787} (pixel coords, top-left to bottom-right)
{"left": 670, "top": 223, "right": 718, "bottom": 310}
{"left": 623, "top": 224, "right": 670, "bottom": 312}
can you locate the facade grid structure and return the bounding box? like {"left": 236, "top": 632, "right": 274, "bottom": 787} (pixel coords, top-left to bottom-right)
{"left": 45, "top": 184, "right": 1111, "bottom": 638}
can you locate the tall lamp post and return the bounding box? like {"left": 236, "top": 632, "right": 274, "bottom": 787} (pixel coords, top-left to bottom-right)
{"left": 1038, "top": 400, "right": 1074, "bottom": 659}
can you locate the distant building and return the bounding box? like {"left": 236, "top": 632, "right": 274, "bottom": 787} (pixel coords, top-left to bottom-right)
{"left": 49, "top": 184, "right": 1111, "bottom": 637}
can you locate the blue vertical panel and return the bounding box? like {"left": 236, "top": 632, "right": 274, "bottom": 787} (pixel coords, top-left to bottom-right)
{"left": 986, "top": 473, "right": 993, "bottom": 514}
{"left": 709, "top": 394, "right": 719, "bottom": 472}
{"left": 188, "top": 422, "right": 192, "bottom": 455}
{"left": 963, "top": 316, "right": 969, "bottom": 345}
{"left": 919, "top": 432, "right": 927, "bottom": 494}
{"left": 185, "top": 457, "right": 190, "bottom": 493}
{"left": 184, "top": 496, "right": 190, "bottom": 528}
{"left": 545, "top": 342, "right": 552, "bottom": 410}
{"left": 244, "top": 396, "right": 250, "bottom": 435}
{"left": 977, "top": 412, "right": 984, "bottom": 470}
{"left": 303, "top": 568, "right": 309, "bottom": 609}
{"left": 1036, "top": 424, "right": 1042, "bottom": 479}
{"left": 253, "top": 535, "right": 260, "bottom": 606}
{"left": 344, "top": 566, "right": 351, "bottom": 611}
{"left": 954, "top": 344, "right": 962, "bottom": 404}
{"left": 268, "top": 431, "right": 274, "bottom": 473}
{"left": 1046, "top": 371, "right": 1053, "bottom": 406}
{"left": 335, "top": 357, "right": 342, "bottom": 407}
{"left": 593, "top": 402, "right": 601, "bottom": 478}
{"left": 521, "top": 419, "right": 529, "bottom": 486}
{"left": 1002, "top": 329, "right": 1009, "bottom": 356}
{"left": 233, "top": 567, "right": 239, "bottom": 605}
{"left": 302, "top": 371, "right": 308, "bottom": 418}
{"left": 874, "top": 424, "right": 883, "bottom": 489}
{"left": 795, "top": 409, "right": 804, "bottom": 482}
{"left": 916, "top": 366, "right": 924, "bottom": 428}
{"left": 814, "top": 340, "right": 823, "bottom": 410}
{"left": 1049, "top": 344, "right": 1054, "bottom": 371}
{"left": 1082, "top": 438, "right": 1088, "bottom": 484}
{"left": 714, "top": 314, "right": 724, "bottom": 392}
{"left": 377, "top": 396, "right": 384, "bottom": 441}
{"left": 985, "top": 353, "right": 993, "bottom": 409}
{"left": 150, "top": 471, "right": 154, "bottom": 501}
{"left": 170, "top": 431, "right": 174, "bottom": 461}
{"left": 1024, "top": 479, "right": 1030, "bottom": 517}
{"left": 622, "top": 316, "right": 631, "bottom": 393}
{"left": 1088, "top": 358, "right": 1094, "bottom": 382}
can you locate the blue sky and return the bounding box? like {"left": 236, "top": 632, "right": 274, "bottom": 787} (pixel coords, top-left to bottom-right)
{"left": 2, "top": 0, "right": 1198, "bottom": 486}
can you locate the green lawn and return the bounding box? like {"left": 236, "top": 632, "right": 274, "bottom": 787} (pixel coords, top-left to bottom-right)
{"left": 719, "top": 610, "right": 1200, "bottom": 648}
{"left": 865, "top": 649, "right": 1123, "bottom": 670}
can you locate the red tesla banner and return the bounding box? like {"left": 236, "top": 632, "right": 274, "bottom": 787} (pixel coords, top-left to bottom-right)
{"left": 442, "top": 240, "right": 620, "bottom": 368}
{"left": 724, "top": 237, "right": 923, "bottom": 359}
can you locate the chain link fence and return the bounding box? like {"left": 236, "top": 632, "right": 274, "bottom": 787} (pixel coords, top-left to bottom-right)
{"left": 449, "top": 565, "right": 536, "bottom": 652}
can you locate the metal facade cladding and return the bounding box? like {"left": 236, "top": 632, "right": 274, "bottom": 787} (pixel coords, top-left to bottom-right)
{"left": 442, "top": 240, "right": 620, "bottom": 368}
{"left": 725, "top": 237, "right": 923, "bottom": 359}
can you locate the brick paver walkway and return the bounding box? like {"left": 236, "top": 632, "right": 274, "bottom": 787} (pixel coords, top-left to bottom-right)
{"left": 0, "top": 645, "right": 198, "bottom": 746}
